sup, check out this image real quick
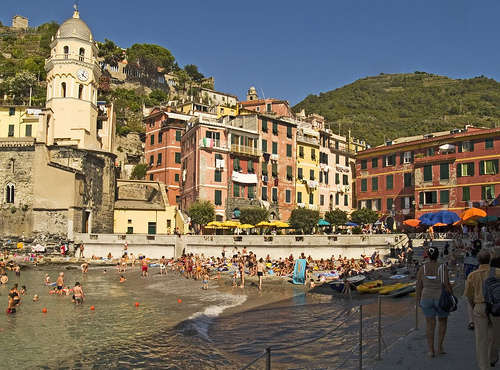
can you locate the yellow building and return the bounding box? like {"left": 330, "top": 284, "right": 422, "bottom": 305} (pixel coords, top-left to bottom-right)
{"left": 114, "top": 180, "right": 177, "bottom": 234}
{"left": 296, "top": 126, "right": 320, "bottom": 210}
{"left": 0, "top": 106, "right": 41, "bottom": 138}
{"left": 216, "top": 104, "right": 238, "bottom": 118}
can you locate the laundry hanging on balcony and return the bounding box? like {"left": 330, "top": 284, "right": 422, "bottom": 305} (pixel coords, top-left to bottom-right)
{"left": 232, "top": 172, "right": 258, "bottom": 184}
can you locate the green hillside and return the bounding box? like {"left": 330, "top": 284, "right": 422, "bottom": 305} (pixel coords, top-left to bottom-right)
{"left": 293, "top": 72, "right": 500, "bottom": 146}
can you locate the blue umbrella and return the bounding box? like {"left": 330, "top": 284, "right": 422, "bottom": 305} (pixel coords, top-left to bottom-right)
{"left": 318, "top": 219, "right": 331, "bottom": 226}
{"left": 346, "top": 221, "right": 359, "bottom": 227}
{"left": 418, "top": 210, "right": 460, "bottom": 226}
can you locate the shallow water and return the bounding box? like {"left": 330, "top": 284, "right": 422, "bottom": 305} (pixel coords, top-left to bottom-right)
{"left": 0, "top": 266, "right": 416, "bottom": 369}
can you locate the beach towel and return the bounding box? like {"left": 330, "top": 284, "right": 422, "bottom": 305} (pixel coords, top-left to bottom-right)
{"left": 292, "top": 259, "right": 307, "bottom": 285}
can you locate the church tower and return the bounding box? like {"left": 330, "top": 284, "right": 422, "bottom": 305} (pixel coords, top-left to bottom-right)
{"left": 44, "top": 7, "right": 102, "bottom": 150}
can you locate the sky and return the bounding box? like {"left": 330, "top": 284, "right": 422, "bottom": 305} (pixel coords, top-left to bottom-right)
{"left": 1, "top": 0, "right": 499, "bottom": 105}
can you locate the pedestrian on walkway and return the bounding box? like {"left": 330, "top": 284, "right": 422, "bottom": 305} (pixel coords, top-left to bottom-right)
{"left": 416, "top": 246, "right": 453, "bottom": 358}
{"left": 464, "top": 250, "right": 500, "bottom": 370}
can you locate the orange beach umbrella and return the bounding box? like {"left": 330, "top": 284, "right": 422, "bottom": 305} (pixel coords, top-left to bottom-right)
{"left": 461, "top": 207, "right": 487, "bottom": 222}
{"left": 433, "top": 222, "right": 448, "bottom": 227}
{"left": 403, "top": 219, "right": 420, "bottom": 227}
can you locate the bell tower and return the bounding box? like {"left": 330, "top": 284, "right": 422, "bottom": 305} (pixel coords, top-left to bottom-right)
{"left": 44, "top": 6, "right": 102, "bottom": 150}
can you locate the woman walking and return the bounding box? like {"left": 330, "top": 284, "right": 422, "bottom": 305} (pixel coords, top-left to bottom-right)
{"left": 416, "top": 246, "right": 453, "bottom": 357}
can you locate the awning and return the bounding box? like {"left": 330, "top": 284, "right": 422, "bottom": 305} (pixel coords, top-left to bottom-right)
{"left": 232, "top": 172, "right": 258, "bottom": 184}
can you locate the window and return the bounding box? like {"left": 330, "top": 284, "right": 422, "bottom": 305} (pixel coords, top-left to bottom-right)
{"left": 325, "top": 171, "right": 329, "bottom": 184}
{"left": 320, "top": 194, "right": 324, "bottom": 206}
{"left": 214, "top": 169, "right": 221, "bottom": 182}
{"left": 248, "top": 185, "right": 255, "bottom": 199}
{"left": 150, "top": 134, "right": 154, "bottom": 145}
{"left": 361, "top": 179, "right": 367, "bottom": 192}
{"left": 78, "top": 84, "right": 84, "bottom": 99}
{"left": 344, "top": 195, "right": 348, "bottom": 207}
{"left": 61, "top": 82, "right": 67, "bottom": 97}
{"left": 345, "top": 156, "right": 349, "bottom": 166}
{"left": 158, "top": 132, "right": 163, "bottom": 143}
{"left": 336, "top": 155, "right": 340, "bottom": 164}
{"left": 460, "top": 141, "right": 473, "bottom": 152}
{"left": 309, "top": 192, "right": 314, "bottom": 205}
{"left": 127, "top": 227, "right": 133, "bottom": 234}
{"left": 286, "top": 189, "right": 291, "bottom": 203}
{"left": 361, "top": 160, "right": 367, "bottom": 170}
{"left": 462, "top": 186, "right": 470, "bottom": 201}
{"left": 233, "top": 157, "right": 240, "bottom": 171}
{"left": 335, "top": 193, "right": 339, "bottom": 205}
{"left": 440, "top": 163, "right": 449, "bottom": 180}
{"left": 387, "top": 198, "right": 393, "bottom": 211}
{"left": 8, "top": 107, "right": 15, "bottom": 116}
{"left": 272, "top": 187, "right": 278, "bottom": 202}
{"left": 272, "top": 142, "right": 278, "bottom": 155}
{"left": 167, "top": 219, "right": 171, "bottom": 229}
{"left": 384, "top": 154, "right": 396, "bottom": 167}
{"left": 311, "top": 149, "right": 316, "bottom": 160}
{"left": 372, "top": 158, "right": 378, "bottom": 168}
{"left": 286, "top": 144, "right": 292, "bottom": 157}
{"left": 175, "top": 152, "right": 181, "bottom": 163}
{"left": 262, "top": 139, "right": 268, "bottom": 152}
{"left": 175, "top": 173, "right": 180, "bottom": 182}
{"left": 157, "top": 153, "right": 162, "bottom": 165}
{"left": 440, "top": 190, "right": 449, "bottom": 204}
{"left": 374, "top": 199, "right": 382, "bottom": 211}
{"left": 262, "top": 186, "right": 268, "bottom": 201}
{"left": 458, "top": 162, "right": 474, "bottom": 177}
{"left": 25, "top": 124, "right": 32, "bottom": 137}
{"left": 176, "top": 130, "right": 182, "bottom": 141}
{"left": 262, "top": 163, "right": 268, "bottom": 176}
{"left": 310, "top": 169, "right": 315, "bottom": 180}
{"left": 386, "top": 175, "right": 393, "bottom": 190}
{"left": 426, "top": 147, "right": 435, "bottom": 157}
{"left": 343, "top": 175, "right": 349, "bottom": 185}
{"left": 176, "top": 195, "right": 180, "bottom": 204}
{"left": 262, "top": 119, "right": 267, "bottom": 132}
{"left": 248, "top": 160, "right": 254, "bottom": 173}
{"left": 404, "top": 173, "right": 412, "bottom": 187}
{"left": 5, "top": 183, "right": 14, "bottom": 203}
{"left": 63, "top": 45, "right": 69, "bottom": 57}
{"left": 79, "top": 48, "right": 85, "bottom": 61}
{"left": 149, "top": 155, "right": 154, "bottom": 166}
{"left": 297, "top": 191, "right": 302, "bottom": 204}
{"left": 299, "top": 146, "right": 304, "bottom": 158}
{"left": 215, "top": 190, "right": 222, "bottom": 205}
{"left": 272, "top": 121, "right": 278, "bottom": 135}
{"left": 480, "top": 160, "right": 499, "bottom": 175}
{"left": 485, "top": 138, "right": 494, "bottom": 149}
{"left": 403, "top": 151, "right": 412, "bottom": 164}
{"left": 149, "top": 174, "right": 153, "bottom": 181}
{"left": 298, "top": 167, "right": 303, "bottom": 179}
{"left": 319, "top": 171, "right": 323, "bottom": 183}
{"left": 233, "top": 183, "right": 240, "bottom": 197}
{"left": 482, "top": 185, "right": 495, "bottom": 200}
{"left": 420, "top": 191, "right": 438, "bottom": 204}
{"left": 148, "top": 222, "right": 157, "bottom": 235}
{"left": 423, "top": 165, "right": 432, "bottom": 182}
{"left": 286, "top": 166, "right": 293, "bottom": 180}
{"left": 372, "top": 177, "right": 378, "bottom": 191}
{"left": 267, "top": 103, "right": 272, "bottom": 113}
{"left": 8, "top": 125, "right": 14, "bottom": 137}
{"left": 272, "top": 162, "right": 278, "bottom": 177}
{"left": 287, "top": 126, "right": 292, "bottom": 138}
{"left": 335, "top": 173, "right": 340, "bottom": 184}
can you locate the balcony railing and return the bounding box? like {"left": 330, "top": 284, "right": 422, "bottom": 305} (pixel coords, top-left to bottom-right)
{"left": 199, "top": 138, "right": 227, "bottom": 151}
{"left": 46, "top": 54, "right": 101, "bottom": 69}
{"left": 231, "top": 144, "right": 261, "bottom": 156}
{"left": 414, "top": 152, "right": 456, "bottom": 165}
{"left": 297, "top": 134, "right": 319, "bottom": 146}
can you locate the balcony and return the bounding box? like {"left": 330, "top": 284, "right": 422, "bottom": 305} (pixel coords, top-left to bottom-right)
{"left": 414, "top": 152, "right": 456, "bottom": 165}
{"left": 199, "top": 138, "right": 227, "bottom": 151}
{"left": 46, "top": 53, "right": 101, "bottom": 70}
{"left": 230, "top": 144, "right": 261, "bottom": 157}
{"left": 297, "top": 134, "right": 319, "bottom": 146}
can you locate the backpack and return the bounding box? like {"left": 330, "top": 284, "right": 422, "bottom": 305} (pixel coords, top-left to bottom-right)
{"left": 484, "top": 268, "right": 500, "bottom": 316}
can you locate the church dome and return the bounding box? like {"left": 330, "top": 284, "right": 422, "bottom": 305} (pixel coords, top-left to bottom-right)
{"left": 57, "top": 11, "right": 92, "bottom": 42}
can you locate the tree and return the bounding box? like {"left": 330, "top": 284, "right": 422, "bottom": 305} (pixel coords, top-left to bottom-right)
{"left": 350, "top": 208, "right": 379, "bottom": 225}
{"left": 239, "top": 207, "right": 268, "bottom": 226}
{"left": 130, "top": 164, "right": 148, "bottom": 180}
{"left": 188, "top": 200, "right": 215, "bottom": 231}
{"left": 184, "top": 64, "right": 204, "bottom": 82}
{"left": 98, "top": 38, "right": 124, "bottom": 67}
{"left": 325, "top": 208, "right": 348, "bottom": 228}
{"left": 127, "top": 43, "right": 175, "bottom": 78}
{"left": 2, "top": 71, "right": 37, "bottom": 104}
{"left": 174, "top": 69, "right": 190, "bottom": 90}
{"left": 289, "top": 208, "right": 320, "bottom": 234}
{"left": 147, "top": 89, "right": 169, "bottom": 107}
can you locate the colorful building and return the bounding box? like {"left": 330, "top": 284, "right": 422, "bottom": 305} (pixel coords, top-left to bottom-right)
{"left": 144, "top": 108, "right": 191, "bottom": 206}
{"left": 296, "top": 124, "right": 320, "bottom": 211}
{"left": 0, "top": 105, "right": 41, "bottom": 138}
{"left": 355, "top": 126, "right": 500, "bottom": 227}
{"left": 240, "top": 86, "right": 294, "bottom": 118}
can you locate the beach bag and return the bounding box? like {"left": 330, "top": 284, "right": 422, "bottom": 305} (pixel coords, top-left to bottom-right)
{"left": 438, "top": 264, "right": 458, "bottom": 313}
{"left": 484, "top": 268, "right": 500, "bottom": 316}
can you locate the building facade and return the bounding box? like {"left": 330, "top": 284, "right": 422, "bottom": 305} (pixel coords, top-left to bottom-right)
{"left": 296, "top": 125, "right": 320, "bottom": 211}
{"left": 0, "top": 106, "right": 41, "bottom": 138}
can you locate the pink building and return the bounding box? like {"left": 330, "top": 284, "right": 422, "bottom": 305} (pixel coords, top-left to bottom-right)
{"left": 240, "top": 86, "right": 294, "bottom": 118}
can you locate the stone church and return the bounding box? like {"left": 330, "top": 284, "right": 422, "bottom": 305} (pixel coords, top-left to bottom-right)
{"left": 0, "top": 9, "right": 116, "bottom": 240}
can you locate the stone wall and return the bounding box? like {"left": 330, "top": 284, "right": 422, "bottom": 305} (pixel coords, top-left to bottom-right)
{"left": 114, "top": 132, "right": 144, "bottom": 179}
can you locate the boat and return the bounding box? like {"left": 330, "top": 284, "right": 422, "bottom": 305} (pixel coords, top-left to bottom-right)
{"left": 389, "top": 284, "right": 416, "bottom": 298}
{"left": 356, "top": 280, "right": 383, "bottom": 294}
{"left": 378, "top": 282, "right": 411, "bottom": 295}
{"left": 329, "top": 275, "right": 366, "bottom": 292}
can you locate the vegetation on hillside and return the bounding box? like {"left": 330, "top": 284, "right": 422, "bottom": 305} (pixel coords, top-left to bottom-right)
{"left": 294, "top": 72, "right": 500, "bottom": 146}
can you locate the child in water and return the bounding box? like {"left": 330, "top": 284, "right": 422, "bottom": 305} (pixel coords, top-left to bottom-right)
{"left": 202, "top": 271, "right": 209, "bottom": 290}
{"left": 44, "top": 274, "right": 50, "bottom": 285}
{"left": 32, "top": 294, "right": 39, "bottom": 302}
{"left": 119, "top": 275, "right": 126, "bottom": 283}
{"left": 19, "top": 286, "right": 26, "bottom": 295}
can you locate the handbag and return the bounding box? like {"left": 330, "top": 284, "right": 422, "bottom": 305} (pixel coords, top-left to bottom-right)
{"left": 438, "top": 264, "right": 458, "bottom": 312}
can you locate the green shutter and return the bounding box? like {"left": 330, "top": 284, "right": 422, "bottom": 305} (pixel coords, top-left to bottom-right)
{"left": 470, "top": 141, "right": 474, "bottom": 151}
{"left": 287, "top": 166, "right": 292, "bottom": 179}
{"left": 419, "top": 192, "right": 424, "bottom": 204}
{"left": 400, "top": 153, "right": 404, "bottom": 164}
{"left": 361, "top": 179, "right": 367, "bottom": 192}
{"left": 286, "top": 144, "right": 292, "bottom": 157}
{"left": 494, "top": 160, "right": 499, "bottom": 174}
{"left": 469, "top": 162, "right": 474, "bottom": 176}
{"left": 382, "top": 156, "right": 386, "bottom": 167}
{"left": 479, "top": 160, "right": 484, "bottom": 175}
{"left": 457, "top": 163, "right": 462, "bottom": 177}
{"left": 462, "top": 187, "right": 470, "bottom": 201}
{"left": 440, "top": 190, "right": 449, "bottom": 204}
{"left": 431, "top": 191, "right": 437, "bottom": 204}
{"left": 287, "top": 125, "right": 292, "bottom": 138}
{"left": 262, "top": 119, "right": 267, "bottom": 131}
{"left": 424, "top": 165, "right": 432, "bottom": 181}
{"left": 458, "top": 142, "right": 462, "bottom": 153}
{"left": 298, "top": 167, "right": 303, "bottom": 179}
{"left": 248, "top": 160, "right": 253, "bottom": 172}
{"left": 262, "top": 140, "right": 267, "bottom": 152}
{"left": 440, "top": 163, "right": 449, "bottom": 180}
{"left": 215, "top": 190, "right": 221, "bottom": 205}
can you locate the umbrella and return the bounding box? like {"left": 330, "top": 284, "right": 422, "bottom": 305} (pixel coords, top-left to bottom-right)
{"left": 461, "top": 207, "right": 487, "bottom": 222}
{"left": 478, "top": 216, "right": 498, "bottom": 223}
{"left": 256, "top": 221, "right": 274, "bottom": 227}
{"left": 207, "top": 221, "right": 223, "bottom": 227}
{"left": 346, "top": 222, "right": 358, "bottom": 227}
{"left": 238, "top": 224, "right": 255, "bottom": 229}
{"left": 418, "top": 210, "right": 460, "bottom": 226}
{"left": 403, "top": 219, "right": 420, "bottom": 227}
{"left": 433, "top": 222, "right": 448, "bottom": 227}
{"left": 270, "top": 220, "right": 289, "bottom": 228}
{"left": 204, "top": 225, "right": 229, "bottom": 229}
{"left": 221, "top": 220, "right": 240, "bottom": 228}
{"left": 318, "top": 219, "right": 331, "bottom": 226}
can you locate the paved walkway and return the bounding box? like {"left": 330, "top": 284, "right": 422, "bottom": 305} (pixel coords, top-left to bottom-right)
{"left": 373, "top": 297, "right": 477, "bottom": 370}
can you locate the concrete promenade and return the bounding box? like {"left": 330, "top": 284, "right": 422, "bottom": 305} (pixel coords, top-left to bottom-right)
{"left": 373, "top": 297, "right": 477, "bottom": 370}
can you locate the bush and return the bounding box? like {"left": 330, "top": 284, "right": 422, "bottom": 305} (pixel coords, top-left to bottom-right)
{"left": 130, "top": 164, "right": 148, "bottom": 180}
{"left": 239, "top": 207, "right": 268, "bottom": 226}
{"left": 352, "top": 226, "right": 362, "bottom": 234}
{"left": 289, "top": 208, "right": 320, "bottom": 234}
{"left": 188, "top": 201, "right": 215, "bottom": 229}
{"left": 350, "top": 208, "right": 379, "bottom": 225}
{"left": 325, "top": 208, "right": 348, "bottom": 228}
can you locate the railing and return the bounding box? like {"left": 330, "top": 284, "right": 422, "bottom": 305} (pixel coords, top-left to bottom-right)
{"left": 47, "top": 53, "right": 100, "bottom": 69}
{"left": 297, "top": 134, "right": 319, "bottom": 146}
{"left": 231, "top": 144, "right": 261, "bottom": 156}
{"left": 199, "top": 138, "right": 227, "bottom": 150}
{"left": 414, "top": 152, "right": 456, "bottom": 165}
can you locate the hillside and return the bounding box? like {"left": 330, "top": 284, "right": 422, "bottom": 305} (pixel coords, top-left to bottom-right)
{"left": 293, "top": 72, "right": 500, "bottom": 146}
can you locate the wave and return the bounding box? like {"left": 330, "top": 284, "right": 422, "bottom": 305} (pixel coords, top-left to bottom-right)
{"left": 178, "top": 294, "right": 248, "bottom": 341}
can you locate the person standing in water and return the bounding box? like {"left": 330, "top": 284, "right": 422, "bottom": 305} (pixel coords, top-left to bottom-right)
{"left": 73, "top": 282, "right": 84, "bottom": 304}
{"left": 257, "top": 258, "right": 265, "bottom": 291}
{"left": 160, "top": 256, "right": 167, "bottom": 275}
{"left": 141, "top": 258, "right": 149, "bottom": 278}
{"left": 56, "top": 273, "right": 64, "bottom": 295}
{"left": 238, "top": 258, "right": 245, "bottom": 288}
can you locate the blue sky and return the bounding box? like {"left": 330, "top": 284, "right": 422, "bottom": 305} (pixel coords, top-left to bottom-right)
{"left": 1, "top": 0, "right": 499, "bottom": 104}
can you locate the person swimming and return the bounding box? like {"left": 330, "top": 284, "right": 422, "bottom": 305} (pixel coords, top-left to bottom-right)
{"left": 19, "top": 285, "right": 26, "bottom": 295}
{"left": 56, "top": 273, "right": 64, "bottom": 294}
{"left": 32, "top": 294, "right": 39, "bottom": 302}
{"left": 44, "top": 274, "right": 50, "bottom": 285}
{"left": 119, "top": 275, "right": 126, "bottom": 283}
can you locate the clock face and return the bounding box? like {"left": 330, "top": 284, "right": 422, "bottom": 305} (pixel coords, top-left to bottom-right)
{"left": 77, "top": 69, "right": 89, "bottom": 82}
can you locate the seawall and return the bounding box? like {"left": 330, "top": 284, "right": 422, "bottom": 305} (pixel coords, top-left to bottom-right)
{"left": 75, "top": 233, "right": 406, "bottom": 260}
